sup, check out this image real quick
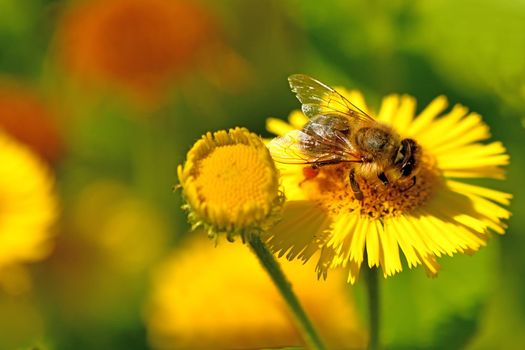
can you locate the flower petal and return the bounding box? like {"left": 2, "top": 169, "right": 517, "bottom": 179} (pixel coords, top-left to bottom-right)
{"left": 380, "top": 221, "right": 403, "bottom": 277}
{"left": 432, "top": 112, "right": 491, "bottom": 153}
{"left": 288, "top": 110, "right": 308, "bottom": 129}
{"left": 326, "top": 213, "right": 358, "bottom": 267}
{"left": 266, "top": 117, "right": 295, "bottom": 136}
{"left": 366, "top": 220, "right": 382, "bottom": 268}
{"left": 264, "top": 200, "right": 331, "bottom": 262}
{"left": 447, "top": 180, "right": 511, "bottom": 205}
{"left": 377, "top": 94, "right": 399, "bottom": 125}
{"left": 437, "top": 142, "right": 509, "bottom": 169}
{"left": 407, "top": 95, "right": 448, "bottom": 136}
{"left": 393, "top": 95, "right": 417, "bottom": 133}
{"left": 416, "top": 104, "right": 468, "bottom": 148}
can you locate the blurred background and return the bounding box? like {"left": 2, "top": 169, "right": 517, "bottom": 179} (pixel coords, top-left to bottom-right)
{"left": 0, "top": 0, "right": 523, "bottom": 349}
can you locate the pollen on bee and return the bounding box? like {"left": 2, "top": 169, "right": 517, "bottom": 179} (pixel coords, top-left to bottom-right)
{"left": 302, "top": 166, "right": 319, "bottom": 180}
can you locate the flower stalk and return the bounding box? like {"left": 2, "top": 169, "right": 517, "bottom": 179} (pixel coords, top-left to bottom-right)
{"left": 248, "top": 234, "right": 326, "bottom": 350}
{"left": 365, "top": 266, "right": 380, "bottom": 350}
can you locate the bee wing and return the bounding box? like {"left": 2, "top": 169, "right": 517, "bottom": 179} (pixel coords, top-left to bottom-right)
{"left": 288, "top": 74, "right": 375, "bottom": 123}
{"left": 268, "top": 129, "right": 362, "bottom": 165}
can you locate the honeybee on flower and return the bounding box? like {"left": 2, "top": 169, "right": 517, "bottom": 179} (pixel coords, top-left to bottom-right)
{"left": 265, "top": 74, "right": 511, "bottom": 283}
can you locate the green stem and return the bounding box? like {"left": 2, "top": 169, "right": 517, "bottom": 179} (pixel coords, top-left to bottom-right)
{"left": 365, "top": 267, "right": 380, "bottom": 350}
{"left": 248, "top": 235, "right": 326, "bottom": 350}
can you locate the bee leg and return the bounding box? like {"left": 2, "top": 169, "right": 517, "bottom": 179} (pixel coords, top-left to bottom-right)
{"left": 400, "top": 176, "right": 417, "bottom": 192}
{"left": 349, "top": 168, "right": 364, "bottom": 201}
{"left": 378, "top": 172, "right": 389, "bottom": 186}
{"left": 401, "top": 176, "right": 417, "bottom": 192}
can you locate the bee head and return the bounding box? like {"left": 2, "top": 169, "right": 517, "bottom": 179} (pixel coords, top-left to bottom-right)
{"left": 392, "top": 138, "right": 418, "bottom": 179}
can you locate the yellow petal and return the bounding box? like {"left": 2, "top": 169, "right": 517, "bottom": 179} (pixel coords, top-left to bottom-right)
{"left": 377, "top": 94, "right": 399, "bottom": 125}
{"left": 393, "top": 95, "right": 417, "bottom": 134}
{"left": 266, "top": 117, "right": 295, "bottom": 136}
{"left": 407, "top": 95, "right": 448, "bottom": 136}
{"left": 380, "top": 221, "right": 402, "bottom": 277}
{"left": 288, "top": 110, "right": 309, "bottom": 129}
{"left": 446, "top": 180, "right": 512, "bottom": 205}
{"left": 265, "top": 200, "right": 331, "bottom": 262}
{"left": 366, "top": 220, "right": 381, "bottom": 268}
{"left": 416, "top": 104, "right": 468, "bottom": 148}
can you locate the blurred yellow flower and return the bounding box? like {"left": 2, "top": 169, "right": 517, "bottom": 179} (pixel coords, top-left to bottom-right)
{"left": 145, "top": 235, "right": 366, "bottom": 350}
{"left": 45, "top": 180, "right": 169, "bottom": 325}
{"left": 0, "top": 82, "right": 63, "bottom": 164}
{"left": 178, "top": 127, "right": 283, "bottom": 242}
{"left": 57, "top": 0, "right": 217, "bottom": 102}
{"left": 0, "top": 131, "right": 57, "bottom": 269}
{"left": 71, "top": 181, "right": 169, "bottom": 273}
{"left": 266, "top": 89, "right": 511, "bottom": 283}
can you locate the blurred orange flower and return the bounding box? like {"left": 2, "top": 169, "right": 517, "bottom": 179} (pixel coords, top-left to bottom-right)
{"left": 57, "top": 0, "right": 218, "bottom": 102}
{"left": 0, "top": 84, "right": 63, "bottom": 164}
{"left": 145, "top": 235, "right": 366, "bottom": 349}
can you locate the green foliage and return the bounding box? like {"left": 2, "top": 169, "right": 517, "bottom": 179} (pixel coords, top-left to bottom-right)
{"left": 381, "top": 244, "right": 498, "bottom": 349}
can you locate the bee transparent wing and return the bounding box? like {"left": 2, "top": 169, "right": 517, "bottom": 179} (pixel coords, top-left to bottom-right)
{"left": 268, "top": 129, "right": 362, "bottom": 165}
{"left": 288, "top": 74, "right": 375, "bottom": 122}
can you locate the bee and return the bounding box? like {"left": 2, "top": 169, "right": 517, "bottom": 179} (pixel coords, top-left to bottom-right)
{"left": 269, "top": 74, "right": 420, "bottom": 200}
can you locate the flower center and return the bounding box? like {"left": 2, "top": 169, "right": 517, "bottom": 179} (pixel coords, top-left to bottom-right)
{"left": 301, "top": 153, "right": 440, "bottom": 219}
{"left": 194, "top": 144, "right": 276, "bottom": 215}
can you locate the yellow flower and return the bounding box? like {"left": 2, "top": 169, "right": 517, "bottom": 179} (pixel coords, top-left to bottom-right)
{"left": 178, "top": 127, "right": 283, "bottom": 241}
{"left": 71, "top": 180, "right": 169, "bottom": 273}
{"left": 0, "top": 131, "right": 57, "bottom": 268}
{"left": 266, "top": 89, "right": 511, "bottom": 284}
{"left": 145, "top": 235, "right": 366, "bottom": 350}
{"left": 45, "top": 180, "right": 168, "bottom": 325}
